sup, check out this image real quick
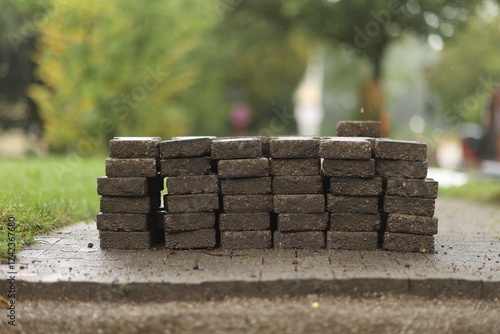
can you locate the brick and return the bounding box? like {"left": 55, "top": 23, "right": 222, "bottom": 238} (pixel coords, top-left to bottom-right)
{"left": 100, "top": 196, "right": 151, "bottom": 214}
{"left": 105, "top": 158, "right": 158, "bottom": 177}
{"left": 383, "top": 196, "right": 435, "bottom": 217}
{"left": 319, "top": 137, "right": 372, "bottom": 160}
{"left": 385, "top": 178, "right": 438, "bottom": 199}
{"left": 165, "top": 229, "right": 216, "bottom": 249}
{"left": 383, "top": 232, "right": 435, "bottom": 253}
{"left": 270, "top": 159, "right": 320, "bottom": 176}
{"left": 160, "top": 136, "right": 214, "bottom": 158}
{"left": 97, "top": 177, "right": 148, "bottom": 196}
{"left": 327, "top": 231, "right": 379, "bottom": 250}
{"left": 329, "top": 213, "right": 381, "bottom": 232}
{"left": 277, "top": 213, "right": 329, "bottom": 231}
{"left": 220, "top": 177, "right": 272, "bottom": 195}
{"left": 109, "top": 137, "right": 161, "bottom": 158}
{"left": 217, "top": 158, "right": 270, "bottom": 178}
{"left": 219, "top": 212, "right": 271, "bottom": 231}
{"left": 376, "top": 160, "right": 428, "bottom": 179}
{"left": 322, "top": 159, "right": 375, "bottom": 178}
{"left": 222, "top": 195, "right": 274, "bottom": 213}
{"left": 221, "top": 231, "right": 272, "bottom": 249}
{"left": 164, "top": 212, "right": 215, "bottom": 232}
{"left": 387, "top": 214, "right": 438, "bottom": 235}
{"left": 273, "top": 231, "right": 325, "bottom": 249}
{"left": 326, "top": 195, "right": 379, "bottom": 213}
{"left": 374, "top": 139, "right": 427, "bottom": 161}
{"left": 329, "top": 177, "right": 382, "bottom": 196}
{"left": 160, "top": 157, "right": 212, "bottom": 176}
{"left": 336, "top": 121, "right": 381, "bottom": 138}
{"left": 272, "top": 176, "right": 324, "bottom": 194}
{"left": 274, "top": 194, "right": 325, "bottom": 213}
{"left": 269, "top": 137, "right": 319, "bottom": 158}
{"left": 96, "top": 213, "right": 150, "bottom": 232}
{"left": 211, "top": 137, "right": 263, "bottom": 159}
{"left": 99, "top": 231, "right": 152, "bottom": 249}
{"left": 167, "top": 175, "right": 218, "bottom": 195}
{"left": 165, "top": 194, "right": 219, "bottom": 213}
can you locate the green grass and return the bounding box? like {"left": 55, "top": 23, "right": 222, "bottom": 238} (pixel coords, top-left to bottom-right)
{"left": 438, "top": 180, "right": 500, "bottom": 204}
{"left": 0, "top": 155, "right": 104, "bottom": 261}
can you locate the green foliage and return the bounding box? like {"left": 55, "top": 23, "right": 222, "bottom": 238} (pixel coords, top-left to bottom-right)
{"left": 439, "top": 180, "right": 500, "bottom": 204}
{"left": 0, "top": 156, "right": 103, "bottom": 261}
{"left": 429, "top": 15, "right": 500, "bottom": 126}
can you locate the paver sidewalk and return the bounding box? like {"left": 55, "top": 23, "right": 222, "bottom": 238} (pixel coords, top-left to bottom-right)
{"left": 2, "top": 198, "right": 499, "bottom": 301}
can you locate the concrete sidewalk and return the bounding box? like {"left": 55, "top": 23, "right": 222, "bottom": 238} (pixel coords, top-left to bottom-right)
{"left": 2, "top": 198, "right": 499, "bottom": 301}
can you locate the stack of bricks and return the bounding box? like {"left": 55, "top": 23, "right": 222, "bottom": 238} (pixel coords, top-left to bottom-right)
{"left": 159, "top": 136, "right": 218, "bottom": 249}
{"left": 96, "top": 121, "right": 439, "bottom": 253}
{"left": 270, "top": 137, "right": 327, "bottom": 249}
{"left": 213, "top": 137, "right": 273, "bottom": 249}
{"left": 321, "top": 131, "right": 382, "bottom": 251}
{"left": 374, "top": 138, "right": 439, "bottom": 253}
{"left": 97, "top": 137, "right": 162, "bottom": 249}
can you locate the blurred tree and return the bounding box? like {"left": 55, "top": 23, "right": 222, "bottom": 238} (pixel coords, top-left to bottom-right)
{"left": 28, "top": 0, "right": 218, "bottom": 152}
{"left": 429, "top": 10, "right": 500, "bottom": 126}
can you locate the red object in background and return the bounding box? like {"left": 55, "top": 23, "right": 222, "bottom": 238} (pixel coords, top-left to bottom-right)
{"left": 231, "top": 102, "right": 252, "bottom": 136}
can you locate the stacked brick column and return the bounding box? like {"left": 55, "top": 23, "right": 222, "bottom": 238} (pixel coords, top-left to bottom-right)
{"left": 97, "top": 137, "right": 162, "bottom": 249}
{"left": 160, "top": 136, "right": 218, "bottom": 249}
{"left": 213, "top": 137, "right": 273, "bottom": 249}
{"left": 270, "top": 137, "right": 326, "bottom": 249}
{"left": 374, "top": 139, "right": 439, "bottom": 253}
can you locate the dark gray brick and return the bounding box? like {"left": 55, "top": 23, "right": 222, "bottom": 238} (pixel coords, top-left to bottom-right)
{"left": 386, "top": 178, "right": 438, "bottom": 198}
{"left": 165, "top": 229, "right": 217, "bottom": 249}
{"left": 97, "top": 177, "right": 148, "bottom": 197}
{"left": 105, "top": 158, "right": 158, "bottom": 177}
{"left": 329, "top": 177, "right": 382, "bottom": 196}
{"left": 327, "top": 231, "right": 379, "bottom": 250}
{"left": 217, "top": 158, "right": 269, "bottom": 178}
{"left": 374, "top": 139, "right": 427, "bottom": 161}
{"left": 277, "top": 213, "right": 329, "bottom": 231}
{"left": 272, "top": 176, "right": 324, "bottom": 194}
{"left": 329, "top": 213, "right": 381, "bottom": 232}
{"left": 221, "top": 231, "right": 272, "bottom": 249}
{"left": 219, "top": 212, "right": 271, "bottom": 231}
{"left": 326, "top": 195, "right": 379, "bottom": 214}
{"left": 96, "top": 213, "right": 150, "bottom": 232}
{"left": 164, "top": 212, "right": 216, "bottom": 232}
{"left": 270, "top": 158, "right": 320, "bottom": 176}
{"left": 319, "top": 137, "right": 372, "bottom": 160}
{"left": 100, "top": 196, "right": 151, "bottom": 214}
{"left": 383, "top": 232, "right": 435, "bottom": 253}
{"left": 383, "top": 196, "right": 435, "bottom": 217}
{"left": 160, "top": 136, "right": 214, "bottom": 158}
{"left": 269, "top": 137, "right": 319, "bottom": 158}
{"left": 109, "top": 137, "right": 161, "bottom": 158}
{"left": 274, "top": 194, "right": 325, "bottom": 213}
{"left": 167, "top": 175, "right": 219, "bottom": 195}
{"left": 322, "top": 159, "right": 375, "bottom": 178}
{"left": 211, "top": 137, "right": 263, "bottom": 159}
{"left": 376, "top": 160, "right": 428, "bottom": 179}
{"left": 220, "top": 177, "right": 272, "bottom": 195}
{"left": 160, "top": 157, "right": 212, "bottom": 176}
{"left": 336, "top": 121, "right": 381, "bottom": 138}
{"left": 165, "top": 194, "right": 219, "bottom": 213}
{"left": 222, "top": 195, "right": 274, "bottom": 213}
{"left": 386, "top": 213, "right": 438, "bottom": 235}
{"left": 273, "top": 231, "right": 325, "bottom": 249}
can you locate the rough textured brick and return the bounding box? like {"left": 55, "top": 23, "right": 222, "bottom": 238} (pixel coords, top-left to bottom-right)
{"left": 269, "top": 137, "right": 319, "bottom": 158}
{"left": 274, "top": 231, "right": 325, "bottom": 249}
{"left": 270, "top": 158, "right": 320, "bottom": 176}
{"left": 327, "top": 231, "right": 379, "bottom": 250}
{"left": 386, "top": 214, "right": 438, "bottom": 235}
{"left": 374, "top": 139, "right": 427, "bottom": 161}
{"left": 329, "top": 177, "right": 382, "bottom": 196}
{"left": 326, "top": 195, "right": 378, "bottom": 214}
{"left": 376, "top": 160, "right": 428, "bottom": 179}
{"left": 383, "top": 232, "right": 435, "bottom": 253}
{"left": 164, "top": 212, "right": 216, "bottom": 232}
{"left": 336, "top": 121, "right": 381, "bottom": 138}
{"left": 272, "top": 176, "right": 324, "bottom": 194}
{"left": 385, "top": 178, "right": 438, "bottom": 199}
{"left": 160, "top": 136, "right": 214, "bottom": 158}
{"left": 160, "top": 157, "right": 212, "bottom": 176}
{"left": 219, "top": 213, "right": 271, "bottom": 231}
{"left": 222, "top": 195, "right": 274, "bottom": 213}
{"left": 322, "top": 159, "right": 375, "bottom": 178}
{"left": 97, "top": 177, "right": 148, "bottom": 197}
{"left": 105, "top": 158, "right": 158, "bottom": 177}
{"left": 165, "top": 194, "right": 219, "bottom": 213}
{"left": 165, "top": 229, "right": 217, "bottom": 249}
{"left": 329, "top": 213, "right": 381, "bottom": 232}
{"left": 383, "top": 196, "right": 435, "bottom": 217}
{"left": 100, "top": 196, "right": 151, "bottom": 214}
{"left": 211, "top": 137, "right": 263, "bottom": 159}
{"left": 319, "top": 137, "right": 372, "bottom": 160}
{"left": 217, "top": 158, "right": 270, "bottom": 178}
{"left": 277, "top": 213, "right": 328, "bottom": 231}
{"left": 109, "top": 137, "right": 161, "bottom": 158}
{"left": 220, "top": 177, "right": 272, "bottom": 195}
{"left": 99, "top": 231, "right": 152, "bottom": 249}
{"left": 221, "top": 231, "right": 272, "bottom": 249}
{"left": 274, "top": 194, "right": 325, "bottom": 213}
{"left": 96, "top": 213, "right": 150, "bottom": 232}
{"left": 167, "top": 175, "right": 219, "bottom": 195}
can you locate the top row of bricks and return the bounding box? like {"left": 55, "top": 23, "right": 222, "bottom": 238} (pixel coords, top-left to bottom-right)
{"left": 108, "top": 121, "right": 427, "bottom": 161}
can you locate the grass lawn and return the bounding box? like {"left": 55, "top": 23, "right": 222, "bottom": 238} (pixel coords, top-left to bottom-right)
{"left": 0, "top": 155, "right": 104, "bottom": 261}
{"left": 438, "top": 180, "right": 500, "bottom": 204}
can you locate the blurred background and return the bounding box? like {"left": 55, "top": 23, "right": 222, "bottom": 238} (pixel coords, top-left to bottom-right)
{"left": 1, "top": 0, "right": 500, "bottom": 256}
